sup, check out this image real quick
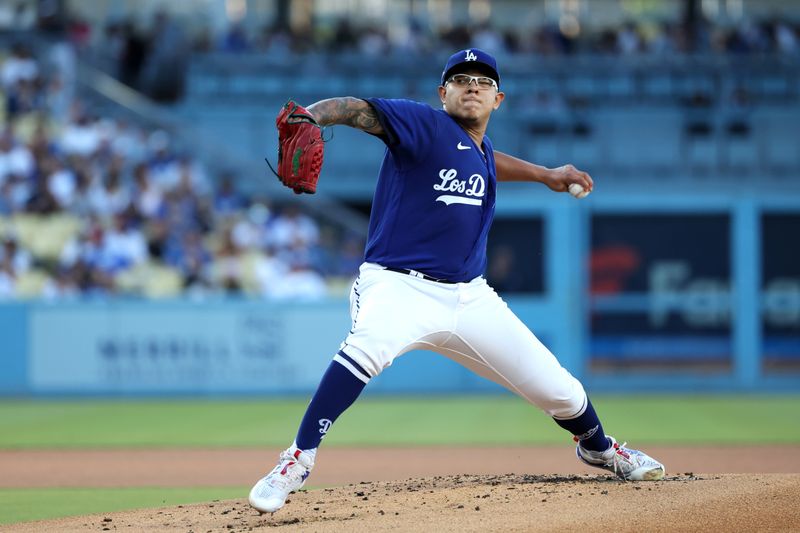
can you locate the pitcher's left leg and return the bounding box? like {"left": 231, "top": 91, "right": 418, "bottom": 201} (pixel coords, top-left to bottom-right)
{"left": 448, "top": 283, "right": 664, "bottom": 480}
{"left": 448, "top": 284, "right": 586, "bottom": 418}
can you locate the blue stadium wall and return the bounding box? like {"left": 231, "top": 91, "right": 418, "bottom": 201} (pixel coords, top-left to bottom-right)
{"left": 1, "top": 189, "right": 798, "bottom": 396}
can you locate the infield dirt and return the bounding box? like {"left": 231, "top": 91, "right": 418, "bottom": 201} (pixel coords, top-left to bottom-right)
{"left": 3, "top": 446, "right": 800, "bottom": 532}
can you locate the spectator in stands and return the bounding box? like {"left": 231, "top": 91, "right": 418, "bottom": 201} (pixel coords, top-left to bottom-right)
{"left": 119, "top": 20, "right": 149, "bottom": 89}
{"left": 277, "top": 237, "right": 315, "bottom": 272}
{"left": 388, "top": 16, "right": 430, "bottom": 54}
{"left": 0, "top": 2, "right": 36, "bottom": 30}
{"left": 357, "top": 25, "right": 389, "bottom": 57}
{"left": 267, "top": 204, "right": 319, "bottom": 250}
{"left": 139, "top": 10, "right": 189, "bottom": 102}
{"left": 331, "top": 19, "right": 358, "bottom": 51}
{"left": 166, "top": 230, "right": 212, "bottom": 290}
{"left": 213, "top": 174, "right": 246, "bottom": 216}
{"left": 220, "top": 22, "right": 251, "bottom": 53}
{"left": 68, "top": 166, "right": 93, "bottom": 217}
{"left": 0, "top": 257, "right": 15, "bottom": 298}
{"left": 0, "top": 128, "right": 34, "bottom": 185}
{"left": 253, "top": 246, "right": 289, "bottom": 298}
{"left": 1, "top": 172, "right": 30, "bottom": 214}
{"left": 534, "top": 23, "right": 575, "bottom": 55}
{"left": 44, "top": 154, "right": 77, "bottom": 209}
{"left": 440, "top": 24, "right": 473, "bottom": 50}
{"left": 472, "top": 22, "right": 505, "bottom": 55}
{"left": 0, "top": 181, "right": 14, "bottom": 215}
{"left": 0, "top": 234, "right": 31, "bottom": 277}
{"left": 6, "top": 77, "right": 45, "bottom": 118}
{"left": 132, "top": 163, "right": 165, "bottom": 219}
{"left": 41, "top": 266, "right": 80, "bottom": 300}
{"left": 67, "top": 17, "right": 92, "bottom": 50}
{"left": 1, "top": 44, "right": 38, "bottom": 89}
{"left": 145, "top": 130, "right": 177, "bottom": 184}
{"left": 269, "top": 261, "right": 327, "bottom": 301}
{"left": 332, "top": 235, "right": 364, "bottom": 278}
{"left": 27, "top": 120, "right": 55, "bottom": 161}
{"left": 211, "top": 227, "right": 244, "bottom": 294}
{"left": 103, "top": 211, "right": 148, "bottom": 273}
{"left": 163, "top": 172, "right": 212, "bottom": 238}
{"left": 109, "top": 120, "right": 147, "bottom": 161}
{"left": 27, "top": 166, "right": 61, "bottom": 214}
{"left": 646, "top": 21, "right": 674, "bottom": 55}
{"left": 774, "top": 20, "right": 799, "bottom": 54}
{"left": 254, "top": 24, "right": 294, "bottom": 55}
{"left": 87, "top": 168, "right": 129, "bottom": 218}
{"left": 60, "top": 217, "right": 105, "bottom": 275}
{"left": 231, "top": 203, "right": 268, "bottom": 251}
{"left": 44, "top": 74, "right": 70, "bottom": 121}
{"left": 60, "top": 110, "right": 102, "bottom": 157}
{"left": 307, "top": 226, "right": 340, "bottom": 277}
{"left": 616, "top": 21, "right": 643, "bottom": 55}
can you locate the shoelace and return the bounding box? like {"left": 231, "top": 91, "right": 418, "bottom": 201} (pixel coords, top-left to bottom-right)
{"left": 574, "top": 437, "right": 628, "bottom": 464}
{"left": 610, "top": 441, "right": 633, "bottom": 480}
{"left": 267, "top": 452, "right": 307, "bottom": 489}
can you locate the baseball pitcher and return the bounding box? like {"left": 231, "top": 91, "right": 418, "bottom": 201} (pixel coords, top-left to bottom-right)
{"left": 250, "top": 48, "right": 665, "bottom": 514}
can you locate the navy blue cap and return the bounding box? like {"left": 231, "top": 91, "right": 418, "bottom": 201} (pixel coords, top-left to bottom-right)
{"left": 441, "top": 48, "right": 500, "bottom": 87}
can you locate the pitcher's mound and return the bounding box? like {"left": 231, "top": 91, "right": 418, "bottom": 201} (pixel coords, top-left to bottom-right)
{"left": 9, "top": 473, "right": 800, "bottom": 532}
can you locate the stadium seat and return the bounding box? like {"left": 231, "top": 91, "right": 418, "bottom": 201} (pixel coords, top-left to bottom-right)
{"left": 600, "top": 109, "right": 683, "bottom": 172}
{"left": 15, "top": 269, "right": 50, "bottom": 298}
{"left": 240, "top": 250, "right": 266, "bottom": 295}
{"left": 17, "top": 214, "right": 83, "bottom": 261}
{"left": 757, "top": 109, "right": 800, "bottom": 171}
{"left": 10, "top": 214, "right": 42, "bottom": 254}
{"left": 142, "top": 264, "right": 184, "bottom": 298}
{"left": 116, "top": 261, "right": 184, "bottom": 298}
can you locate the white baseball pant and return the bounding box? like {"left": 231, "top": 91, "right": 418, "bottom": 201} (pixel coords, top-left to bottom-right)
{"left": 336, "top": 263, "right": 587, "bottom": 419}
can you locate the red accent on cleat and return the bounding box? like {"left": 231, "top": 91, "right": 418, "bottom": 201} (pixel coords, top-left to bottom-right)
{"left": 280, "top": 461, "right": 295, "bottom": 475}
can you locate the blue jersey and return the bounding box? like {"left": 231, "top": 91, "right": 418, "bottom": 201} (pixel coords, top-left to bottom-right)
{"left": 363, "top": 98, "right": 497, "bottom": 282}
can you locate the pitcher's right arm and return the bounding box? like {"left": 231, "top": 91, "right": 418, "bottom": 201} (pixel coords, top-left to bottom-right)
{"left": 307, "top": 97, "right": 384, "bottom": 135}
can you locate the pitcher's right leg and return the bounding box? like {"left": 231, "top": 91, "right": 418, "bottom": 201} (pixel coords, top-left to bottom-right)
{"left": 248, "top": 352, "right": 370, "bottom": 513}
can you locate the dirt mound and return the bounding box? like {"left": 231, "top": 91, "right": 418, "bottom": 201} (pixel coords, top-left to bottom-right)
{"left": 4, "top": 445, "right": 799, "bottom": 489}
{"left": 8, "top": 473, "right": 799, "bottom": 532}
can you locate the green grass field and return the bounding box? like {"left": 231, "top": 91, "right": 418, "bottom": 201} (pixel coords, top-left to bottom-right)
{"left": 2, "top": 395, "right": 799, "bottom": 448}
{"left": 0, "top": 487, "right": 246, "bottom": 526}
{"left": 1, "top": 394, "right": 798, "bottom": 525}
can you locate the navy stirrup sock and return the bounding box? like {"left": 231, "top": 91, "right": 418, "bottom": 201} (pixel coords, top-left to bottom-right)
{"left": 294, "top": 354, "right": 369, "bottom": 451}
{"left": 552, "top": 398, "right": 610, "bottom": 452}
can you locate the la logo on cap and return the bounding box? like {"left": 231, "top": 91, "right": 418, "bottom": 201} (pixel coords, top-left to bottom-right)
{"left": 465, "top": 49, "right": 477, "bottom": 61}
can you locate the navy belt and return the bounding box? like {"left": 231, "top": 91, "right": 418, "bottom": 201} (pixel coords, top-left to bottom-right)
{"left": 384, "top": 267, "right": 456, "bottom": 284}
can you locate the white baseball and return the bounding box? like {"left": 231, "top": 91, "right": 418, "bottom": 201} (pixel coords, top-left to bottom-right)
{"left": 568, "top": 183, "right": 590, "bottom": 199}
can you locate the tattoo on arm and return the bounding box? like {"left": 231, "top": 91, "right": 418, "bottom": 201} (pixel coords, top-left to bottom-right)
{"left": 307, "top": 97, "right": 384, "bottom": 135}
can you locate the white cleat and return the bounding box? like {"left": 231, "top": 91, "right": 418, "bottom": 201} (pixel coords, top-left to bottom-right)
{"left": 249, "top": 445, "right": 315, "bottom": 513}
{"left": 576, "top": 435, "right": 665, "bottom": 481}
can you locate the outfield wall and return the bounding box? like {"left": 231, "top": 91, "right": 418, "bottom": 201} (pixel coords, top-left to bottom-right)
{"left": 0, "top": 292, "right": 797, "bottom": 396}
{"left": 0, "top": 298, "right": 536, "bottom": 396}
{"left": 0, "top": 297, "right": 800, "bottom": 396}
{"left": 1, "top": 191, "right": 798, "bottom": 396}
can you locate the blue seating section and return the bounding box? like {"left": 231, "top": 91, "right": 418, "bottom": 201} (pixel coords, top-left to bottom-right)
{"left": 175, "top": 54, "right": 800, "bottom": 198}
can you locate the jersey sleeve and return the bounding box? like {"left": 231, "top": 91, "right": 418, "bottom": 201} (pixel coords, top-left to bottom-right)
{"left": 364, "top": 98, "right": 438, "bottom": 167}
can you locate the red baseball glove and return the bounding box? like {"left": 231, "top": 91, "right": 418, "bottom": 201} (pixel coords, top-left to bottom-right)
{"left": 272, "top": 100, "right": 324, "bottom": 194}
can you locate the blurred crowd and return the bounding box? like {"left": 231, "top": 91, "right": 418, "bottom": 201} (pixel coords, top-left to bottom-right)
{"left": 77, "top": 12, "right": 799, "bottom": 102}
{"left": 193, "top": 16, "right": 800, "bottom": 57}
{"left": 0, "top": 42, "right": 364, "bottom": 301}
